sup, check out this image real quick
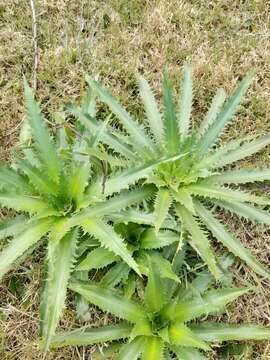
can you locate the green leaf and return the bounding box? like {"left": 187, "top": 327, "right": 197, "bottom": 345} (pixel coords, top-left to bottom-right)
{"left": 196, "top": 70, "right": 254, "bottom": 155}
{"left": 0, "top": 218, "right": 52, "bottom": 279}
{"left": 119, "top": 336, "right": 145, "bottom": 360}
{"left": 145, "top": 256, "right": 166, "bottom": 313}
{"left": 216, "top": 200, "right": 270, "bottom": 226}
{"left": 40, "top": 228, "right": 78, "bottom": 351}
{"left": 0, "top": 194, "right": 57, "bottom": 215}
{"left": 153, "top": 188, "right": 172, "bottom": 232}
{"left": 194, "top": 201, "right": 270, "bottom": 279}
{"left": 163, "top": 70, "right": 180, "bottom": 154}
{"left": 66, "top": 104, "right": 137, "bottom": 161}
{"left": 111, "top": 209, "right": 176, "bottom": 230}
{"left": 83, "top": 78, "right": 96, "bottom": 116}
{"left": 151, "top": 252, "right": 180, "bottom": 283}
{"left": 163, "top": 287, "right": 249, "bottom": 323}
{"left": 175, "top": 204, "right": 219, "bottom": 279}
{"left": 0, "top": 164, "right": 32, "bottom": 193}
{"left": 73, "top": 271, "right": 91, "bottom": 322}
{"left": 198, "top": 88, "right": 226, "bottom": 138}
{"left": 87, "top": 76, "right": 156, "bottom": 157}
{"left": 77, "top": 247, "right": 119, "bottom": 271}
{"left": 173, "top": 188, "right": 195, "bottom": 214}
{"left": 186, "top": 183, "right": 269, "bottom": 205}
{"left": 178, "top": 64, "right": 192, "bottom": 141}
{"left": 141, "top": 336, "right": 164, "bottom": 360}
{"left": 206, "top": 168, "right": 270, "bottom": 185}
{"left": 169, "top": 323, "right": 210, "bottom": 350}
{"left": 140, "top": 229, "right": 178, "bottom": 249}
{"left": 216, "top": 134, "right": 270, "bottom": 168}
{"left": 81, "top": 218, "right": 140, "bottom": 275}
{"left": 172, "top": 346, "right": 207, "bottom": 360}
{"left": 49, "top": 323, "right": 132, "bottom": 348}
{"left": 0, "top": 216, "right": 28, "bottom": 240}
{"left": 23, "top": 79, "right": 60, "bottom": 182}
{"left": 191, "top": 323, "right": 270, "bottom": 342}
{"left": 100, "top": 262, "right": 130, "bottom": 288}
{"left": 139, "top": 76, "right": 164, "bottom": 147}
{"left": 16, "top": 158, "right": 58, "bottom": 195}
{"left": 74, "top": 186, "right": 154, "bottom": 224}
{"left": 90, "top": 154, "right": 185, "bottom": 197}
{"left": 69, "top": 281, "right": 146, "bottom": 322}
{"left": 67, "top": 161, "right": 89, "bottom": 208}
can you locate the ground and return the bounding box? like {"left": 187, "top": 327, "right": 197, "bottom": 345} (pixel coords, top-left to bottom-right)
{"left": 0, "top": 0, "right": 270, "bottom": 359}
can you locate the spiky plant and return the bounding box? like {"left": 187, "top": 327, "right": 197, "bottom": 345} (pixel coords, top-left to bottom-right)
{"left": 70, "top": 66, "right": 270, "bottom": 280}
{"left": 0, "top": 81, "right": 155, "bottom": 350}
{"left": 76, "top": 222, "right": 181, "bottom": 295}
{"left": 48, "top": 259, "right": 270, "bottom": 359}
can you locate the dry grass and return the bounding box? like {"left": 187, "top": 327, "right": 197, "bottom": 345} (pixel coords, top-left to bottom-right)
{"left": 0, "top": 0, "right": 270, "bottom": 358}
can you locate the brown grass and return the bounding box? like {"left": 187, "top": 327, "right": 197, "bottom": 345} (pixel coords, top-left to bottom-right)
{"left": 0, "top": 0, "right": 270, "bottom": 358}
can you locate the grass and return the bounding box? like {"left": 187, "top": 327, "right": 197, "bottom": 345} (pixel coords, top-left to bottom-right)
{"left": 0, "top": 0, "right": 270, "bottom": 358}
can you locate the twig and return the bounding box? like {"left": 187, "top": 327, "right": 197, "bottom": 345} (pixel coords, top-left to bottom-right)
{"left": 29, "top": 0, "right": 38, "bottom": 91}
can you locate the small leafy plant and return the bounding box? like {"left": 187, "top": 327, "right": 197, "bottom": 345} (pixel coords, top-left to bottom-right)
{"left": 0, "top": 81, "right": 153, "bottom": 350}
{"left": 48, "top": 260, "right": 270, "bottom": 359}
{"left": 76, "top": 66, "right": 270, "bottom": 280}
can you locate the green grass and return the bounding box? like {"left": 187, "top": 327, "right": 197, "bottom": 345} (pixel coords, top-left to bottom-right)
{"left": 0, "top": 0, "right": 270, "bottom": 358}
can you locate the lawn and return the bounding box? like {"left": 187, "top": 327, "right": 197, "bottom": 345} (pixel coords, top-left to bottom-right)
{"left": 0, "top": 0, "right": 270, "bottom": 358}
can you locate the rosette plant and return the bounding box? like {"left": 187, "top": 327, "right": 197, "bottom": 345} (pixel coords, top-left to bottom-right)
{"left": 70, "top": 66, "right": 270, "bottom": 280}
{"left": 0, "top": 81, "right": 154, "bottom": 350}
{"left": 48, "top": 259, "right": 270, "bottom": 359}
{"left": 76, "top": 222, "right": 180, "bottom": 293}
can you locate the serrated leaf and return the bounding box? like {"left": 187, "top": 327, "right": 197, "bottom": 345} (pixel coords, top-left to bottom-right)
{"left": 186, "top": 183, "right": 269, "bottom": 205}
{"left": 145, "top": 255, "right": 166, "bottom": 313}
{"left": 90, "top": 154, "right": 186, "bottom": 197}
{"left": 216, "top": 134, "right": 270, "bottom": 168}
{"left": 40, "top": 228, "right": 78, "bottom": 351}
{"left": 0, "top": 218, "right": 52, "bottom": 279}
{"left": 142, "top": 336, "right": 164, "bottom": 360}
{"left": 163, "top": 70, "right": 180, "bottom": 154}
{"left": 111, "top": 209, "right": 176, "bottom": 230}
{"left": 175, "top": 204, "right": 219, "bottom": 279}
{"left": 216, "top": 200, "right": 270, "bottom": 226}
{"left": 151, "top": 252, "right": 180, "bottom": 283}
{"left": 154, "top": 188, "right": 172, "bottom": 232}
{"left": 198, "top": 88, "right": 226, "bottom": 138}
{"left": 66, "top": 104, "right": 137, "bottom": 161}
{"left": 16, "top": 158, "right": 58, "bottom": 195}
{"left": 23, "top": 79, "right": 60, "bottom": 182}
{"left": 0, "top": 164, "right": 32, "bottom": 193}
{"left": 100, "top": 262, "right": 130, "bottom": 288}
{"left": 87, "top": 76, "right": 156, "bottom": 157}
{"left": 172, "top": 346, "right": 207, "bottom": 360}
{"left": 81, "top": 218, "right": 140, "bottom": 275}
{"left": 0, "top": 215, "right": 28, "bottom": 240}
{"left": 49, "top": 323, "right": 132, "bottom": 348}
{"left": 178, "top": 64, "right": 192, "bottom": 141}
{"left": 194, "top": 200, "right": 270, "bottom": 279}
{"left": 69, "top": 281, "right": 146, "bottom": 322}
{"left": 169, "top": 323, "right": 210, "bottom": 350}
{"left": 0, "top": 193, "right": 57, "bottom": 215}
{"left": 173, "top": 188, "right": 195, "bottom": 214}
{"left": 191, "top": 323, "right": 270, "bottom": 342}
{"left": 74, "top": 186, "right": 154, "bottom": 224}
{"left": 77, "top": 247, "right": 119, "bottom": 271}
{"left": 140, "top": 229, "right": 178, "bottom": 249}
{"left": 163, "top": 287, "right": 249, "bottom": 323}
{"left": 139, "top": 76, "right": 164, "bottom": 147}
{"left": 206, "top": 168, "right": 270, "bottom": 185}
{"left": 67, "top": 161, "right": 90, "bottom": 208}
{"left": 196, "top": 70, "right": 254, "bottom": 155}
{"left": 119, "top": 336, "right": 145, "bottom": 360}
